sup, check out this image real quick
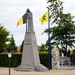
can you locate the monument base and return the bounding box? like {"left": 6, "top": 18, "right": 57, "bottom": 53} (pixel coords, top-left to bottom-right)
{"left": 35, "top": 64, "right": 49, "bottom": 72}
{"left": 16, "top": 64, "right": 49, "bottom": 72}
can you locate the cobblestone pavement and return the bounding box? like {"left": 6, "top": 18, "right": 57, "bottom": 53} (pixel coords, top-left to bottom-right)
{"left": 0, "top": 67, "right": 75, "bottom": 75}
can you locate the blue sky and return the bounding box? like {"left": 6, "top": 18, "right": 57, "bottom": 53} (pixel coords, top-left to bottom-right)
{"left": 0, "top": 0, "right": 75, "bottom": 47}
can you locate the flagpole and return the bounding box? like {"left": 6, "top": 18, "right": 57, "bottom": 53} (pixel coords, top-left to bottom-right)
{"left": 48, "top": 7, "right": 50, "bottom": 70}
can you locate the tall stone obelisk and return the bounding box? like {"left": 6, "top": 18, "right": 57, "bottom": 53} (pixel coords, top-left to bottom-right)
{"left": 16, "top": 9, "right": 49, "bottom": 71}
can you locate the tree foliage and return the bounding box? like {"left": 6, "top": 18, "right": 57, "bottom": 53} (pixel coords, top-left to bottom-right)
{"left": 43, "top": 13, "right": 75, "bottom": 49}
{"left": 0, "top": 24, "right": 10, "bottom": 53}
{"left": 42, "top": 0, "right": 75, "bottom": 50}
{"left": 47, "top": 0, "right": 64, "bottom": 24}
{"left": 20, "top": 40, "right": 24, "bottom": 52}
{"left": 52, "top": 13, "right": 75, "bottom": 48}
{"left": 7, "top": 34, "right": 17, "bottom": 52}
{"left": 39, "top": 44, "right": 48, "bottom": 52}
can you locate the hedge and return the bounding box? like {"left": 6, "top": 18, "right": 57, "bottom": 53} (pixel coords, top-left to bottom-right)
{"left": 0, "top": 53, "right": 22, "bottom": 67}
{"left": 0, "top": 52, "right": 51, "bottom": 68}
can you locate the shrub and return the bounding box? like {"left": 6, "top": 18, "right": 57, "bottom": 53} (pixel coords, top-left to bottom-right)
{"left": 72, "top": 49, "right": 75, "bottom": 55}
{"left": 0, "top": 53, "right": 22, "bottom": 67}
{"left": 0, "top": 52, "right": 51, "bottom": 69}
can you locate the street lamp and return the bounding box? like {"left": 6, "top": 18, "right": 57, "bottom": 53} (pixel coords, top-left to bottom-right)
{"left": 8, "top": 53, "right": 12, "bottom": 75}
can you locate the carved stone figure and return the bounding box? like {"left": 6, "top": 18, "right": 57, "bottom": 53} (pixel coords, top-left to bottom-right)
{"left": 25, "top": 9, "right": 34, "bottom": 32}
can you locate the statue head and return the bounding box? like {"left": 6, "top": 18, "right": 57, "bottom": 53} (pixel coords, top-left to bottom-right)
{"left": 27, "top": 8, "right": 30, "bottom": 12}
{"left": 25, "top": 8, "right": 31, "bottom": 15}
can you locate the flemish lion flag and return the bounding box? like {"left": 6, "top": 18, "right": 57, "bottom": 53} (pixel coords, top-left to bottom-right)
{"left": 17, "top": 14, "right": 27, "bottom": 27}
{"left": 39, "top": 11, "right": 48, "bottom": 25}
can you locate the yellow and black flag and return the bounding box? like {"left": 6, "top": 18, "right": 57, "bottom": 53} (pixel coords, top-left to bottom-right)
{"left": 39, "top": 11, "right": 48, "bottom": 25}
{"left": 17, "top": 14, "right": 27, "bottom": 27}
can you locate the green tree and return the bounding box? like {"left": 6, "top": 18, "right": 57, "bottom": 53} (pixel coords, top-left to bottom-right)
{"left": 39, "top": 43, "right": 54, "bottom": 53}
{"left": 72, "top": 49, "right": 75, "bottom": 55}
{"left": 0, "top": 24, "right": 10, "bottom": 53}
{"left": 44, "top": 0, "right": 75, "bottom": 50}
{"left": 7, "top": 34, "right": 17, "bottom": 52}
{"left": 52, "top": 14, "right": 75, "bottom": 48}
{"left": 39, "top": 44, "right": 48, "bottom": 52}
{"left": 43, "top": 13, "right": 75, "bottom": 51}
{"left": 47, "top": 0, "right": 64, "bottom": 24}
{"left": 20, "top": 40, "right": 24, "bottom": 52}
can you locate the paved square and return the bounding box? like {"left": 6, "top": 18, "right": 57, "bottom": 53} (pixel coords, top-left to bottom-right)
{"left": 0, "top": 67, "right": 75, "bottom": 75}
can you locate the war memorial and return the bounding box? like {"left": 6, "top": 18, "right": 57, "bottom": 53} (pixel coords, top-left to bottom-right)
{"left": 15, "top": 9, "right": 75, "bottom": 71}
{"left": 1, "top": 9, "right": 75, "bottom": 75}
{"left": 16, "top": 9, "right": 49, "bottom": 72}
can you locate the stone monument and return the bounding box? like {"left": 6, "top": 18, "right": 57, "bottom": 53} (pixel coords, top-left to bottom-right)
{"left": 52, "top": 48, "right": 59, "bottom": 70}
{"left": 16, "top": 9, "right": 49, "bottom": 72}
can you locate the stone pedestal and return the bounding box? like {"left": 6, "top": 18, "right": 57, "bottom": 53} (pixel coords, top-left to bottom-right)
{"left": 52, "top": 48, "right": 59, "bottom": 70}
{"left": 16, "top": 32, "right": 48, "bottom": 71}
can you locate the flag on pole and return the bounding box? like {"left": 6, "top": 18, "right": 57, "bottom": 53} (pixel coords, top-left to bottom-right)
{"left": 39, "top": 11, "right": 48, "bottom": 25}
{"left": 17, "top": 14, "right": 27, "bottom": 27}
